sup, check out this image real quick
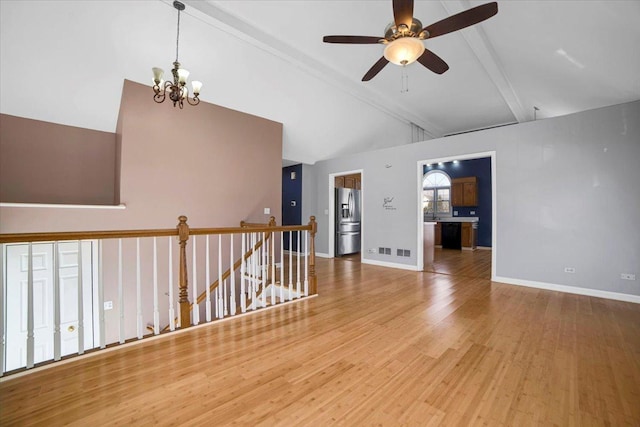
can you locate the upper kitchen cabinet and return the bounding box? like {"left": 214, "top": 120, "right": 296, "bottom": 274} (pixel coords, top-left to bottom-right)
{"left": 335, "top": 174, "right": 361, "bottom": 189}
{"left": 451, "top": 176, "right": 478, "bottom": 207}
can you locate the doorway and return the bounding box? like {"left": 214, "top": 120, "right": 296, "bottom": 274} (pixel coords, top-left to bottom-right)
{"left": 416, "top": 152, "right": 496, "bottom": 280}
{"left": 3, "top": 241, "right": 99, "bottom": 371}
{"left": 329, "top": 170, "right": 363, "bottom": 259}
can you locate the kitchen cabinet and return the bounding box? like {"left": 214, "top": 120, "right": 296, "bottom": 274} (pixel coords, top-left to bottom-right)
{"left": 451, "top": 176, "right": 478, "bottom": 207}
{"left": 335, "top": 174, "right": 361, "bottom": 189}
{"left": 434, "top": 222, "right": 441, "bottom": 246}
{"left": 461, "top": 222, "right": 477, "bottom": 249}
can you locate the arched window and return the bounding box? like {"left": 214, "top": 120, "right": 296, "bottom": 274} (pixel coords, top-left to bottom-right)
{"left": 423, "top": 170, "right": 451, "bottom": 217}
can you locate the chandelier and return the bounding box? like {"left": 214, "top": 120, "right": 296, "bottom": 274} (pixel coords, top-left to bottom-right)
{"left": 152, "top": 1, "right": 202, "bottom": 108}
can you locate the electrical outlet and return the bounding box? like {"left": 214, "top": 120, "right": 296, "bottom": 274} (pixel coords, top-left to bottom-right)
{"left": 104, "top": 301, "right": 113, "bottom": 310}
{"left": 620, "top": 273, "right": 636, "bottom": 280}
{"left": 564, "top": 267, "right": 576, "bottom": 274}
{"left": 263, "top": 207, "right": 271, "bottom": 214}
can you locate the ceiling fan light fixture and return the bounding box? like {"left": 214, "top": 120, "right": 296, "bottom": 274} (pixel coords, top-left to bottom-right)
{"left": 383, "top": 37, "right": 425, "bottom": 66}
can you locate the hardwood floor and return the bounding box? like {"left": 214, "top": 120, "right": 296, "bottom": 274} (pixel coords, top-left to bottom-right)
{"left": 2, "top": 257, "right": 640, "bottom": 425}
{"left": 425, "top": 247, "right": 492, "bottom": 279}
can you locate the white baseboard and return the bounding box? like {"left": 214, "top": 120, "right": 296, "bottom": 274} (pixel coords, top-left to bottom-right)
{"left": 315, "top": 252, "right": 331, "bottom": 259}
{"left": 476, "top": 246, "right": 492, "bottom": 250}
{"left": 492, "top": 276, "right": 640, "bottom": 304}
{"left": 283, "top": 250, "right": 310, "bottom": 256}
{"left": 361, "top": 258, "right": 421, "bottom": 271}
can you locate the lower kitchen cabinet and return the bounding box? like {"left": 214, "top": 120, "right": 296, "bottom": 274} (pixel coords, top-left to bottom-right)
{"left": 435, "top": 222, "right": 441, "bottom": 246}
{"left": 461, "top": 222, "right": 477, "bottom": 249}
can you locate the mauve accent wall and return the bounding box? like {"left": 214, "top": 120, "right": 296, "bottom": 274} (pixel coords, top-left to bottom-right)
{"left": 0, "top": 113, "right": 117, "bottom": 205}
{"left": 0, "top": 79, "right": 283, "bottom": 233}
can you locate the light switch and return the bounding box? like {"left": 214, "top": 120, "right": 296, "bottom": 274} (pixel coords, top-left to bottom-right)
{"left": 264, "top": 207, "right": 270, "bottom": 214}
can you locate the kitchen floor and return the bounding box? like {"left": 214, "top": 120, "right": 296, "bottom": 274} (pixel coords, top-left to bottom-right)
{"left": 424, "top": 248, "right": 491, "bottom": 279}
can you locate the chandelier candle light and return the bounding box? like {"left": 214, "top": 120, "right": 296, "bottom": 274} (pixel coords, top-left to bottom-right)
{"left": 152, "top": 1, "right": 202, "bottom": 108}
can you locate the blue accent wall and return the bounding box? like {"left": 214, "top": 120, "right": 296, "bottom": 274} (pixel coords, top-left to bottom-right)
{"left": 282, "top": 164, "right": 302, "bottom": 250}
{"left": 424, "top": 157, "right": 492, "bottom": 247}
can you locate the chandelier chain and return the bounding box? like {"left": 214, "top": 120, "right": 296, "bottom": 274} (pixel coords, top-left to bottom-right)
{"left": 175, "top": 7, "right": 181, "bottom": 62}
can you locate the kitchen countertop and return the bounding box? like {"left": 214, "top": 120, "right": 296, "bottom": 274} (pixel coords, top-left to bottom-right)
{"left": 424, "top": 217, "right": 479, "bottom": 223}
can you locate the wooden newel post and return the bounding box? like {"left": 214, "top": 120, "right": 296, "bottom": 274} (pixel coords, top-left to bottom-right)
{"left": 177, "top": 215, "right": 191, "bottom": 328}
{"left": 268, "top": 216, "right": 276, "bottom": 282}
{"left": 308, "top": 216, "right": 317, "bottom": 295}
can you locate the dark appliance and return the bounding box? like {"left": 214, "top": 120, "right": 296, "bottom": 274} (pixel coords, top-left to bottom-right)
{"left": 441, "top": 222, "right": 461, "bottom": 250}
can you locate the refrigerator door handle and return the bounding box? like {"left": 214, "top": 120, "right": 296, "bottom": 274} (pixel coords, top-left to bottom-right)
{"left": 348, "top": 191, "right": 353, "bottom": 220}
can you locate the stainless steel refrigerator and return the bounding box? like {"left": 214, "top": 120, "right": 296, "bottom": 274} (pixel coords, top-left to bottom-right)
{"left": 335, "top": 188, "right": 361, "bottom": 256}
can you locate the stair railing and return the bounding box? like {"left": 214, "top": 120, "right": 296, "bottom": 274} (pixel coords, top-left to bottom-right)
{"left": 0, "top": 215, "right": 317, "bottom": 376}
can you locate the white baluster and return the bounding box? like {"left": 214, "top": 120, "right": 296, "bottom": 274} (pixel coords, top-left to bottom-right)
{"left": 118, "top": 239, "right": 124, "bottom": 343}
{"left": 304, "top": 230, "right": 309, "bottom": 296}
{"left": 192, "top": 235, "right": 199, "bottom": 325}
{"left": 296, "top": 231, "right": 301, "bottom": 298}
{"left": 218, "top": 235, "right": 223, "bottom": 318}
{"left": 0, "top": 244, "right": 5, "bottom": 376}
{"left": 240, "top": 232, "right": 246, "bottom": 313}
{"left": 280, "top": 231, "right": 284, "bottom": 303}
{"left": 136, "top": 238, "right": 143, "bottom": 339}
{"left": 168, "top": 237, "right": 175, "bottom": 332}
{"left": 53, "top": 242, "right": 61, "bottom": 361}
{"left": 205, "top": 235, "right": 211, "bottom": 322}
{"left": 223, "top": 279, "right": 228, "bottom": 313}
{"left": 251, "top": 233, "right": 257, "bottom": 310}
{"left": 77, "top": 240, "right": 85, "bottom": 354}
{"left": 261, "top": 232, "right": 267, "bottom": 307}
{"left": 99, "top": 240, "right": 105, "bottom": 349}
{"left": 153, "top": 237, "right": 159, "bottom": 335}
{"left": 288, "top": 232, "right": 293, "bottom": 301}
{"left": 230, "top": 235, "right": 236, "bottom": 316}
{"left": 26, "top": 242, "right": 34, "bottom": 369}
{"left": 271, "top": 230, "right": 275, "bottom": 306}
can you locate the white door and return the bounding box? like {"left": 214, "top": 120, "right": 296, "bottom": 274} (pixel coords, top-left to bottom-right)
{"left": 4, "top": 242, "right": 96, "bottom": 372}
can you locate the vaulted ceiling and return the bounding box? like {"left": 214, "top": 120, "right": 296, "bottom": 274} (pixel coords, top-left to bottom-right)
{"left": 1, "top": 1, "right": 639, "bottom": 164}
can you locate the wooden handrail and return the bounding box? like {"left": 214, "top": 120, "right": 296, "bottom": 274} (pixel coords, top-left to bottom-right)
{"left": 0, "top": 229, "right": 178, "bottom": 244}
{"left": 0, "top": 224, "right": 312, "bottom": 244}
{"left": 240, "top": 216, "right": 276, "bottom": 228}
{"left": 0, "top": 224, "right": 311, "bottom": 243}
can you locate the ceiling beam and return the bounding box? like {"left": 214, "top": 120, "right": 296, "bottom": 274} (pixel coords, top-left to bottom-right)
{"left": 439, "top": 0, "right": 531, "bottom": 123}
{"left": 182, "top": 0, "right": 443, "bottom": 138}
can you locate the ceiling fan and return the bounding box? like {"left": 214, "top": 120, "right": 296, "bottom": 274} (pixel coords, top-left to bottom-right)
{"left": 323, "top": 0, "right": 498, "bottom": 81}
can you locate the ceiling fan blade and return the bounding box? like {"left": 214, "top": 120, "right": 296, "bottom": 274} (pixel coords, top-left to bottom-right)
{"left": 417, "top": 49, "right": 449, "bottom": 74}
{"left": 362, "top": 57, "right": 389, "bottom": 81}
{"left": 423, "top": 2, "right": 498, "bottom": 39}
{"left": 323, "top": 35, "right": 382, "bottom": 44}
{"left": 393, "top": 0, "right": 414, "bottom": 29}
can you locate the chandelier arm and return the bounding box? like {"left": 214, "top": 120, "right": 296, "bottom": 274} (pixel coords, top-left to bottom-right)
{"left": 186, "top": 96, "right": 200, "bottom": 106}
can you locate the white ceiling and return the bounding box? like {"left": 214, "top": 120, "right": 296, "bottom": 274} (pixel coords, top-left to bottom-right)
{"left": 1, "top": 1, "right": 639, "bottom": 164}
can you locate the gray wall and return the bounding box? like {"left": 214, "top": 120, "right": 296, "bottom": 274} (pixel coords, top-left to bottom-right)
{"left": 308, "top": 101, "right": 640, "bottom": 298}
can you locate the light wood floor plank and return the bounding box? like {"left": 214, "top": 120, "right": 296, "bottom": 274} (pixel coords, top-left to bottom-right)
{"left": 1, "top": 253, "right": 639, "bottom": 425}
